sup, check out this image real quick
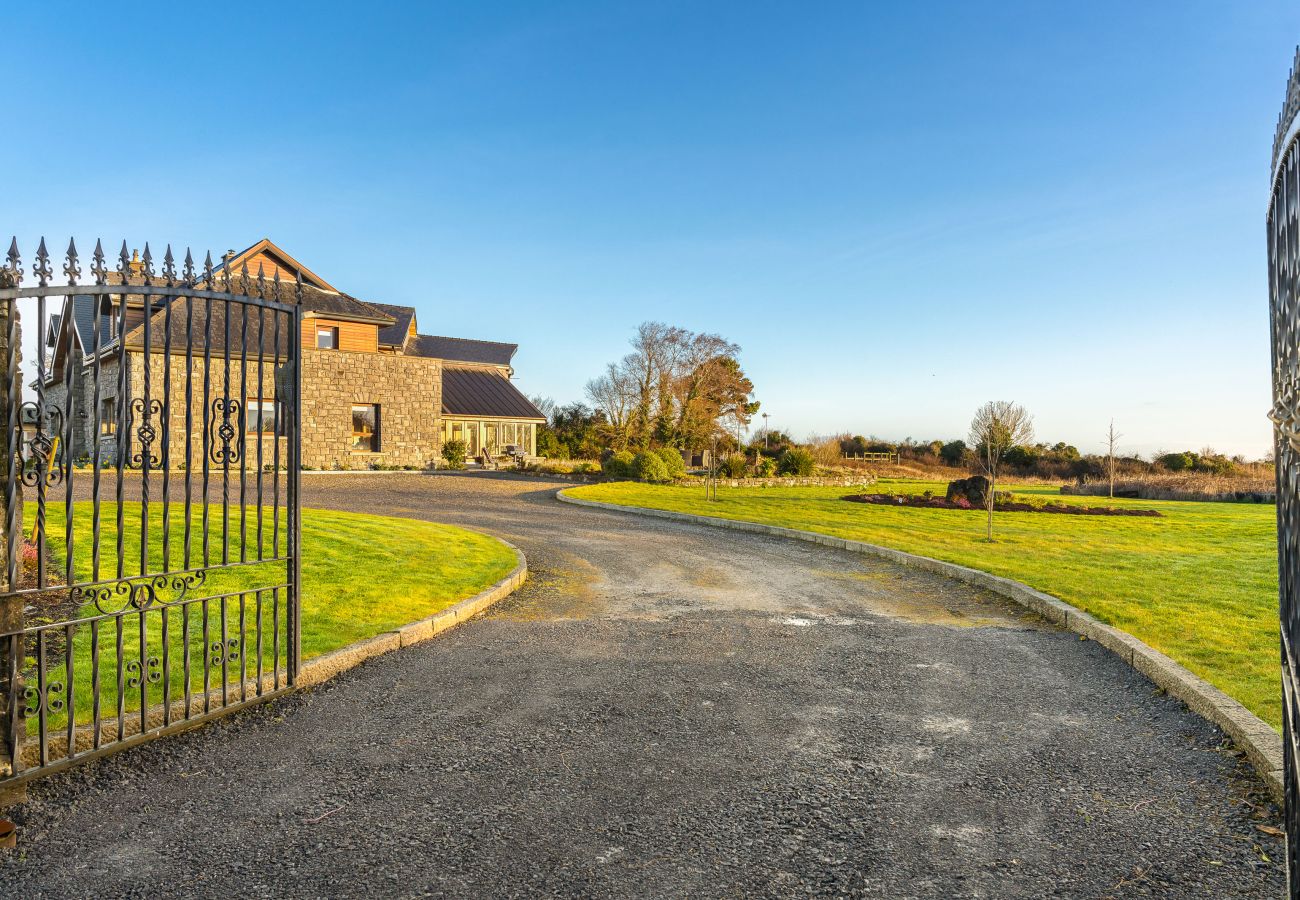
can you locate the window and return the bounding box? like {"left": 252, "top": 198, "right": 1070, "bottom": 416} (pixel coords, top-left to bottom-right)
{"left": 500, "top": 422, "right": 518, "bottom": 449}
{"left": 316, "top": 326, "right": 339, "bottom": 350}
{"left": 351, "top": 404, "right": 380, "bottom": 452}
{"left": 246, "top": 398, "right": 283, "bottom": 436}
{"left": 100, "top": 397, "right": 116, "bottom": 436}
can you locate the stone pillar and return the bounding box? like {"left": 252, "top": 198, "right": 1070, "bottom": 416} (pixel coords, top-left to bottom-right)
{"left": 0, "top": 272, "right": 19, "bottom": 782}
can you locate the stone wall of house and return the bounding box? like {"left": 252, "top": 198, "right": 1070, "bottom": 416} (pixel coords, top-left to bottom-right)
{"left": 42, "top": 356, "right": 114, "bottom": 461}
{"left": 299, "top": 348, "right": 441, "bottom": 470}
{"left": 49, "top": 352, "right": 285, "bottom": 472}
{"left": 45, "top": 347, "right": 444, "bottom": 472}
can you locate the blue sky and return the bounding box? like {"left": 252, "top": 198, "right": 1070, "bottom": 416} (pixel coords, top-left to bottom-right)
{"left": 3, "top": 1, "right": 1296, "bottom": 456}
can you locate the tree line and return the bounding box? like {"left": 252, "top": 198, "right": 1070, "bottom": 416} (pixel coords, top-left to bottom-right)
{"left": 535, "top": 321, "right": 759, "bottom": 458}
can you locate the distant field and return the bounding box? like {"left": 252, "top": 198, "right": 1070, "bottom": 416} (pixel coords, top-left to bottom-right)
{"left": 568, "top": 478, "right": 1282, "bottom": 729}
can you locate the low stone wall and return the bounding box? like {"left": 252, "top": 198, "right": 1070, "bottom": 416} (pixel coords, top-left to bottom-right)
{"left": 671, "top": 475, "right": 876, "bottom": 488}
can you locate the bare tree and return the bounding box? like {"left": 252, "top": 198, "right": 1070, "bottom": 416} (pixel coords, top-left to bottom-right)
{"left": 968, "top": 401, "right": 1034, "bottom": 541}
{"left": 529, "top": 394, "right": 557, "bottom": 424}
{"left": 585, "top": 361, "right": 638, "bottom": 450}
{"left": 1105, "top": 420, "right": 1122, "bottom": 498}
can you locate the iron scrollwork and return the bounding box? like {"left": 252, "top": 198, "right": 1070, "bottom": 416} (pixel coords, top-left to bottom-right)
{"left": 210, "top": 638, "right": 240, "bottom": 666}
{"left": 22, "top": 680, "right": 65, "bottom": 717}
{"left": 19, "top": 400, "right": 65, "bottom": 487}
{"left": 71, "top": 569, "right": 209, "bottom": 615}
{"left": 128, "top": 397, "right": 164, "bottom": 468}
{"left": 208, "top": 397, "right": 244, "bottom": 465}
{"left": 125, "top": 656, "right": 163, "bottom": 689}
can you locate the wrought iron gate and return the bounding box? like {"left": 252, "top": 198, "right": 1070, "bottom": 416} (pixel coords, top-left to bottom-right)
{"left": 0, "top": 237, "right": 301, "bottom": 784}
{"left": 1271, "top": 50, "right": 1300, "bottom": 895}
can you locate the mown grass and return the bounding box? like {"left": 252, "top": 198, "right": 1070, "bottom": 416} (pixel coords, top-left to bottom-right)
{"left": 19, "top": 502, "right": 518, "bottom": 734}
{"left": 569, "top": 479, "right": 1282, "bottom": 729}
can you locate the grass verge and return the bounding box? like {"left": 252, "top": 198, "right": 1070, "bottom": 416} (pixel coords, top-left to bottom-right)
{"left": 568, "top": 479, "right": 1281, "bottom": 729}
{"left": 18, "top": 502, "right": 518, "bottom": 732}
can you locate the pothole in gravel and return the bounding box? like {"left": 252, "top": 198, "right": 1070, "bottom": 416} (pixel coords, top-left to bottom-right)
{"left": 813, "top": 569, "right": 1048, "bottom": 630}
{"left": 922, "top": 714, "right": 973, "bottom": 736}
{"left": 489, "top": 557, "right": 604, "bottom": 621}
{"left": 773, "top": 614, "right": 863, "bottom": 628}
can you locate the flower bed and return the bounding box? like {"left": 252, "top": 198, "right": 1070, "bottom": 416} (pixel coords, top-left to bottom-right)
{"left": 843, "top": 493, "right": 1162, "bottom": 517}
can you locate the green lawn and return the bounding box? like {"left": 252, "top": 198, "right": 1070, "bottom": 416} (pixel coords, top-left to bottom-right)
{"left": 569, "top": 479, "right": 1282, "bottom": 728}
{"left": 20, "top": 502, "right": 518, "bottom": 736}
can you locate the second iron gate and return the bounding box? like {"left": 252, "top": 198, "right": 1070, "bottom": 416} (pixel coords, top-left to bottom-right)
{"left": 0, "top": 237, "right": 302, "bottom": 784}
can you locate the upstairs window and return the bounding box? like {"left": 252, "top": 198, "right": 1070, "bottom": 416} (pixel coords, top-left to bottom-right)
{"left": 351, "top": 404, "right": 380, "bottom": 452}
{"left": 316, "top": 326, "right": 339, "bottom": 350}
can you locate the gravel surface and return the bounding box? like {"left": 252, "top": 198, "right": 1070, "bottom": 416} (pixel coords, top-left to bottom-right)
{"left": 0, "top": 472, "right": 1285, "bottom": 897}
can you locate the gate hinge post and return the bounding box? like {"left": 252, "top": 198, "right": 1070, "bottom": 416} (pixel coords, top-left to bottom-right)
{"left": 0, "top": 277, "right": 20, "bottom": 777}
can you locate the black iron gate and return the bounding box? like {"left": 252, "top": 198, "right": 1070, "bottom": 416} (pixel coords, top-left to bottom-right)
{"left": 0, "top": 237, "right": 301, "bottom": 784}
{"left": 1271, "top": 50, "right": 1300, "bottom": 896}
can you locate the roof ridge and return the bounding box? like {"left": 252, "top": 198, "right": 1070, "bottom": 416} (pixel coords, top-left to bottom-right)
{"left": 419, "top": 333, "right": 517, "bottom": 347}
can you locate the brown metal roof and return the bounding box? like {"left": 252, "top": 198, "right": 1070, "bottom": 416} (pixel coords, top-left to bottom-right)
{"left": 441, "top": 366, "right": 545, "bottom": 420}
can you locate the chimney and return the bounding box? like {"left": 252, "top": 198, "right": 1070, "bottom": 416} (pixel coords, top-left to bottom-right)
{"left": 129, "top": 249, "right": 142, "bottom": 276}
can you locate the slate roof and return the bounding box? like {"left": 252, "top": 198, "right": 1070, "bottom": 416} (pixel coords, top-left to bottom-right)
{"left": 64, "top": 295, "right": 115, "bottom": 354}
{"left": 407, "top": 334, "right": 517, "bottom": 367}
{"left": 295, "top": 284, "right": 392, "bottom": 322}
{"left": 441, "top": 366, "right": 545, "bottom": 420}
{"left": 367, "top": 302, "right": 416, "bottom": 347}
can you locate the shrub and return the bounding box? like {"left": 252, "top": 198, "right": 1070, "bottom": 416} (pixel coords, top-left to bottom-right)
{"left": 755, "top": 457, "right": 777, "bottom": 477}
{"left": 718, "top": 453, "right": 748, "bottom": 478}
{"left": 602, "top": 450, "right": 635, "bottom": 480}
{"left": 632, "top": 450, "right": 671, "bottom": 483}
{"left": 442, "top": 439, "right": 468, "bottom": 470}
{"left": 1158, "top": 451, "right": 1195, "bottom": 472}
{"left": 573, "top": 461, "right": 599, "bottom": 475}
{"left": 939, "top": 440, "right": 966, "bottom": 466}
{"left": 654, "top": 446, "right": 687, "bottom": 479}
{"left": 777, "top": 447, "right": 814, "bottom": 476}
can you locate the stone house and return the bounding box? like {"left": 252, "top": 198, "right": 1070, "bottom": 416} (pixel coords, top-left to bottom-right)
{"left": 42, "top": 239, "right": 545, "bottom": 470}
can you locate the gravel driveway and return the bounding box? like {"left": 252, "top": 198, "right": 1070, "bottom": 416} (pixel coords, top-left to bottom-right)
{"left": 0, "top": 472, "right": 1285, "bottom": 897}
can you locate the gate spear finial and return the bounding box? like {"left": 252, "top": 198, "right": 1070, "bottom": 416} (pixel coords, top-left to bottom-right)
{"left": 91, "top": 239, "right": 107, "bottom": 285}
{"left": 64, "top": 238, "right": 80, "bottom": 286}
{"left": 140, "top": 243, "right": 154, "bottom": 285}
{"left": 33, "top": 237, "right": 52, "bottom": 287}
{"left": 117, "top": 241, "right": 132, "bottom": 281}
{"left": 5, "top": 238, "right": 21, "bottom": 284}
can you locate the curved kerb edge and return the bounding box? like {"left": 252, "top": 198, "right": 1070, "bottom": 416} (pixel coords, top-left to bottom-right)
{"left": 555, "top": 489, "right": 1284, "bottom": 801}
{"left": 298, "top": 538, "right": 527, "bottom": 687}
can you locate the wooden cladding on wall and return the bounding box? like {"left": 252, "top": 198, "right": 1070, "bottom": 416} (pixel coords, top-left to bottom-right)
{"left": 241, "top": 251, "right": 302, "bottom": 285}
{"left": 302, "top": 317, "right": 379, "bottom": 353}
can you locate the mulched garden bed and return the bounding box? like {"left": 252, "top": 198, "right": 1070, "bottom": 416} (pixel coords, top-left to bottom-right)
{"left": 842, "top": 493, "right": 1162, "bottom": 517}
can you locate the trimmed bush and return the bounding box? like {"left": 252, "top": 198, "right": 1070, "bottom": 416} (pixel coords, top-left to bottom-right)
{"left": 654, "top": 446, "right": 687, "bottom": 479}
{"left": 777, "top": 447, "right": 814, "bottom": 476}
{"left": 442, "top": 439, "right": 468, "bottom": 470}
{"left": 718, "top": 453, "right": 748, "bottom": 478}
{"left": 632, "top": 450, "right": 671, "bottom": 483}
{"left": 602, "top": 450, "right": 635, "bottom": 480}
